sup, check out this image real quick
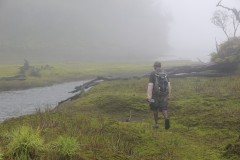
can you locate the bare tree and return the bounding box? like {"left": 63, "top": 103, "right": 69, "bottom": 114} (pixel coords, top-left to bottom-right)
{"left": 230, "top": 14, "right": 239, "bottom": 37}
{"left": 215, "top": 37, "right": 219, "bottom": 53}
{"left": 217, "top": 0, "right": 240, "bottom": 23}
{"left": 211, "top": 10, "right": 230, "bottom": 40}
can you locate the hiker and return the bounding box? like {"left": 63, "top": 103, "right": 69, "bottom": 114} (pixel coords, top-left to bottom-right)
{"left": 147, "top": 61, "right": 171, "bottom": 129}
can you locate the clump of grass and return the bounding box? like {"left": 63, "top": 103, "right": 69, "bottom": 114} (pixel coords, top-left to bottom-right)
{"left": 6, "top": 126, "right": 44, "bottom": 159}
{"left": 52, "top": 136, "right": 79, "bottom": 159}
{"left": 0, "top": 148, "right": 3, "bottom": 160}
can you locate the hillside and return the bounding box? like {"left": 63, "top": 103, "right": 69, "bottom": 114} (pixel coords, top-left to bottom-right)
{"left": 0, "top": 75, "right": 239, "bottom": 159}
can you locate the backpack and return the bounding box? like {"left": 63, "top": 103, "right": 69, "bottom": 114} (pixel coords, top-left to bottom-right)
{"left": 153, "top": 72, "right": 169, "bottom": 96}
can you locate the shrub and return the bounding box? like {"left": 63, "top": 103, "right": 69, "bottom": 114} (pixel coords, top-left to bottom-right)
{"left": 210, "top": 38, "right": 240, "bottom": 72}
{"left": 7, "top": 126, "right": 44, "bottom": 159}
{"left": 52, "top": 136, "right": 79, "bottom": 159}
{"left": 211, "top": 37, "right": 240, "bottom": 63}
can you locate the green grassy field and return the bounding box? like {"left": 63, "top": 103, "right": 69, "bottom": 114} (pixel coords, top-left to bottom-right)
{"left": 0, "top": 75, "right": 239, "bottom": 159}
{"left": 0, "top": 60, "right": 196, "bottom": 91}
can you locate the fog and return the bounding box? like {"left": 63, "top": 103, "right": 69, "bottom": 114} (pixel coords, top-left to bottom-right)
{"left": 0, "top": 0, "right": 239, "bottom": 63}
{"left": 0, "top": 0, "right": 169, "bottom": 63}
{"left": 161, "top": 0, "right": 240, "bottom": 62}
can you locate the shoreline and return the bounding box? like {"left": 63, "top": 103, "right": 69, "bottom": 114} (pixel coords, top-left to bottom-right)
{"left": 0, "top": 75, "right": 95, "bottom": 92}
{"left": 0, "top": 79, "right": 92, "bottom": 122}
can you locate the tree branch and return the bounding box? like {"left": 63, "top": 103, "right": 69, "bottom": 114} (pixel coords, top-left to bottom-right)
{"left": 217, "top": 0, "right": 240, "bottom": 23}
{"left": 215, "top": 37, "right": 219, "bottom": 53}
{"left": 217, "top": 0, "right": 223, "bottom": 6}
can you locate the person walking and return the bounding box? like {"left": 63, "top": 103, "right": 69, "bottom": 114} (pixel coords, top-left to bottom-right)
{"left": 147, "top": 61, "right": 171, "bottom": 129}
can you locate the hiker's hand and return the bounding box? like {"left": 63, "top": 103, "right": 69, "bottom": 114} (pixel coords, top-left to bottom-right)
{"left": 147, "top": 98, "right": 155, "bottom": 103}
{"left": 146, "top": 98, "right": 151, "bottom": 102}
{"left": 147, "top": 96, "right": 152, "bottom": 102}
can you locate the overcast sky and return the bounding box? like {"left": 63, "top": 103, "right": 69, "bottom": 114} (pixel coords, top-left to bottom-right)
{"left": 161, "top": 0, "right": 240, "bottom": 62}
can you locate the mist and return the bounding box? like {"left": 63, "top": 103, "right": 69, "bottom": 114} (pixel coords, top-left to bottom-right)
{"left": 0, "top": 0, "right": 170, "bottom": 63}
{"left": 161, "top": 0, "right": 240, "bottom": 62}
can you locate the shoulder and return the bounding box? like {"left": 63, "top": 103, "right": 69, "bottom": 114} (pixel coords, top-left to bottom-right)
{"left": 149, "top": 71, "right": 156, "bottom": 83}
{"left": 150, "top": 71, "right": 156, "bottom": 76}
{"left": 149, "top": 71, "right": 157, "bottom": 79}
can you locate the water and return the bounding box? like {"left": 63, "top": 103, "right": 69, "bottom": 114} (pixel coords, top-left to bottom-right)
{"left": 0, "top": 80, "right": 87, "bottom": 122}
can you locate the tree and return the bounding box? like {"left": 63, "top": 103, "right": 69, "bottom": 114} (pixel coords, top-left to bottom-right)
{"left": 210, "top": 0, "right": 240, "bottom": 72}
{"left": 217, "top": 0, "right": 240, "bottom": 23}
{"left": 230, "top": 14, "right": 239, "bottom": 37}
{"left": 23, "top": 59, "right": 29, "bottom": 70}
{"left": 213, "top": 0, "right": 240, "bottom": 39}
{"left": 211, "top": 10, "right": 230, "bottom": 40}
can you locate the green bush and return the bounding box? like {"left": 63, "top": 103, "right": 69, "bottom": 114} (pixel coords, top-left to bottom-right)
{"left": 6, "top": 126, "right": 44, "bottom": 159}
{"left": 210, "top": 38, "right": 240, "bottom": 72}
{"left": 52, "top": 136, "right": 79, "bottom": 159}
{"left": 211, "top": 38, "right": 240, "bottom": 63}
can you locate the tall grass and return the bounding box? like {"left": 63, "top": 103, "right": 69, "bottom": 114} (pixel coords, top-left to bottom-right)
{"left": 6, "top": 126, "right": 44, "bottom": 160}
{"left": 51, "top": 136, "right": 79, "bottom": 160}
{"left": 171, "top": 76, "right": 240, "bottom": 98}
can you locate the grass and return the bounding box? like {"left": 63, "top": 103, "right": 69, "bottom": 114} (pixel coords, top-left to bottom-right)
{"left": 5, "top": 126, "right": 44, "bottom": 160}
{"left": 51, "top": 136, "right": 79, "bottom": 160}
{"left": 0, "top": 60, "right": 196, "bottom": 91}
{"left": 0, "top": 65, "right": 239, "bottom": 159}
{"left": 0, "top": 149, "right": 3, "bottom": 160}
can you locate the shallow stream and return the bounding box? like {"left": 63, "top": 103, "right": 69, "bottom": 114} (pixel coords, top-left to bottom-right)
{"left": 0, "top": 80, "right": 86, "bottom": 122}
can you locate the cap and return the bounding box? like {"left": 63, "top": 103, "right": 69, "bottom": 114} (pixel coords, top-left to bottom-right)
{"left": 153, "top": 61, "right": 161, "bottom": 68}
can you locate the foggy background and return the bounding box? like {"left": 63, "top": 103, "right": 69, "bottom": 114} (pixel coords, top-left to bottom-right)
{"left": 0, "top": 0, "right": 239, "bottom": 63}
{"left": 161, "top": 0, "right": 240, "bottom": 62}
{"left": 0, "top": 0, "right": 169, "bottom": 63}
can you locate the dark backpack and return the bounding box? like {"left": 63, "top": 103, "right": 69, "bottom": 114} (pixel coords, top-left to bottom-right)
{"left": 153, "top": 73, "right": 169, "bottom": 96}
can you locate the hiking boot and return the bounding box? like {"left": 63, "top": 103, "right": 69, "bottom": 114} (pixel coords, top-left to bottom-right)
{"left": 165, "top": 119, "right": 170, "bottom": 130}
{"left": 152, "top": 124, "right": 159, "bottom": 128}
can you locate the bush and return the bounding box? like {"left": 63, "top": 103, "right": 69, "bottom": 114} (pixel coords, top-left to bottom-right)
{"left": 6, "top": 126, "right": 44, "bottom": 159}
{"left": 29, "top": 67, "right": 41, "bottom": 77}
{"left": 52, "top": 136, "right": 79, "bottom": 159}
{"left": 211, "top": 37, "right": 240, "bottom": 63}
{"left": 210, "top": 38, "right": 240, "bottom": 72}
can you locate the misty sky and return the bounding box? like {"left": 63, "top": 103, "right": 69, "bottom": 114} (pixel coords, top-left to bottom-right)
{"left": 0, "top": 0, "right": 169, "bottom": 63}
{"left": 161, "top": 0, "right": 240, "bottom": 61}
{"left": 0, "top": 0, "right": 239, "bottom": 63}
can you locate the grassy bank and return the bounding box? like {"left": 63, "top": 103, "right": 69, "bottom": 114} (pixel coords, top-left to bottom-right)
{"left": 0, "top": 75, "right": 239, "bottom": 159}
{"left": 0, "top": 60, "right": 196, "bottom": 91}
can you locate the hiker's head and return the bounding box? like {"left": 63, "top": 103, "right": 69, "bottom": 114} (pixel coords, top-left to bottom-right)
{"left": 153, "top": 61, "right": 161, "bottom": 70}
